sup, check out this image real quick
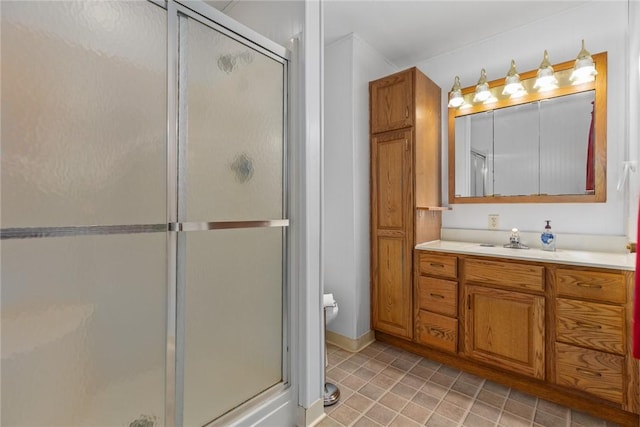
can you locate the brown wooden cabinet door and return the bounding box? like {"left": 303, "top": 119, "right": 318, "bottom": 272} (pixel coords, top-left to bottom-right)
{"left": 371, "top": 130, "right": 412, "bottom": 338}
{"left": 464, "top": 285, "right": 545, "bottom": 379}
{"left": 370, "top": 69, "right": 413, "bottom": 133}
{"left": 373, "top": 236, "right": 411, "bottom": 337}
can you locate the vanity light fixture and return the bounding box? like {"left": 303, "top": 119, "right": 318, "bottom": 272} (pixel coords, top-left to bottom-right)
{"left": 533, "top": 50, "right": 558, "bottom": 92}
{"left": 447, "top": 76, "right": 464, "bottom": 108}
{"left": 473, "top": 68, "right": 491, "bottom": 103}
{"left": 502, "top": 59, "right": 526, "bottom": 98}
{"left": 570, "top": 39, "right": 598, "bottom": 84}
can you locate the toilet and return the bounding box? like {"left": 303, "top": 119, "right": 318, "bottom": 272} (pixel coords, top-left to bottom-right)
{"left": 323, "top": 293, "right": 340, "bottom": 406}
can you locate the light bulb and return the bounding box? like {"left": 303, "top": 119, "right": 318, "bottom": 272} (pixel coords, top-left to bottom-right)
{"left": 570, "top": 40, "right": 598, "bottom": 84}
{"left": 448, "top": 76, "right": 464, "bottom": 108}
{"left": 473, "top": 69, "right": 491, "bottom": 103}
{"left": 534, "top": 50, "right": 558, "bottom": 92}
{"left": 502, "top": 60, "right": 526, "bottom": 97}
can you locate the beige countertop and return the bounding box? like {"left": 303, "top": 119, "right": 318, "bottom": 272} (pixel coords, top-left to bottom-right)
{"left": 415, "top": 240, "right": 637, "bottom": 271}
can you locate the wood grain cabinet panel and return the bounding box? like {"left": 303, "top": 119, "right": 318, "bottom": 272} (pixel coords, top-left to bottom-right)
{"left": 374, "top": 134, "right": 408, "bottom": 230}
{"left": 465, "top": 285, "right": 545, "bottom": 379}
{"left": 417, "top": 276, "right": 457, "bottom": 317}
{"left": 372, "top": 236, "right": 411, "bottom": 338}
{"left": 418, "top": 252, "right": 457, "bottom": 279}
{"left": 555, "top": 342, "right": 624, "bottom": 404}
{"left": 416, "top": 310, "right": 458, "bottom": 353}
{"left": 464, "top": 258, "right": 544, "bottom": 292}
{"left": 556, "top": 298, "right": 625, "bottom": 355}
{"left": 556, "top": 268, "right": 626, "bottom": 303}
{"left": 370, "top": 71, "right": 413, "bottom": 133}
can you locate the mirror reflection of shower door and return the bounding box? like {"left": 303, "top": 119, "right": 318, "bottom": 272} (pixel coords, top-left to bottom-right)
{"left": 175, "top": 12, "right": 288, "bottom": 426}
{"left": 470, "top": 151, "right": 487, "bottom": 197}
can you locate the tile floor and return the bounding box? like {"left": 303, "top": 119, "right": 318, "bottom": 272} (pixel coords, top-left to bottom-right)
{"left": 317, "top": 341, "right": 620, "bottom": 427}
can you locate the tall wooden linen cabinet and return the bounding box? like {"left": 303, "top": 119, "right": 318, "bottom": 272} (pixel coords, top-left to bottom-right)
{"left": 370, "top": 67, "right": 442, "bottom": 340}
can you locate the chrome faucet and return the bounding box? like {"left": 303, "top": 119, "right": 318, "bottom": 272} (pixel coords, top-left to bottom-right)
{"left": 510, "top": 228, "right": 520, "bottom": 245}
{"left": 504, "top": 228, "right": 529, "bottom": 249}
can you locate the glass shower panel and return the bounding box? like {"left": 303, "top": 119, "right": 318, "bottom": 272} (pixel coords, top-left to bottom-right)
{"left": 1, "top": 234, "right": 167, "bottom": 427}
{"left": 182, "top": 17, "right": 284, "bottom": 222}
{"left": 179, "top": 14, "right": 286, "bottom": 425}
{"left": 0, "top": 1, "right": 167, "bottom": 228}
{"left": 183, "top": 228, "right": 283, "bottom": 426}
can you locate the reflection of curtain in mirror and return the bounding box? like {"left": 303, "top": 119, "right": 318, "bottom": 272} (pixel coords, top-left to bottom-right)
{"left": 633, "top": 199, "right": 640, "bottom": 359}
{"left": 586, "top": 101, "right": 595, "bottom": 192}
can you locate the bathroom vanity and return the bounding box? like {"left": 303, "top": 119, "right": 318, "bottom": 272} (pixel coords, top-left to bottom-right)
{"left": 374, "top": 241, "right": 638, "bottom": 426}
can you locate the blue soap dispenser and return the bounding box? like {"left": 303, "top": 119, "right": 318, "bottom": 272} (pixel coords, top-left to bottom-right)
{"left": 541, "top": 220, "right": 555, "bottom": 251}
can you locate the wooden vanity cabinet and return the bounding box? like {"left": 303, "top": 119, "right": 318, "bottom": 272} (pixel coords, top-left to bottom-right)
{"left": 370, "top": 68, "right": 441, "bottom": 340}
{"left": 463, "top": 258, "right": 546, "bottom": 380}
{"left": 375, "top": 250, "right": 639, "bottom": 426}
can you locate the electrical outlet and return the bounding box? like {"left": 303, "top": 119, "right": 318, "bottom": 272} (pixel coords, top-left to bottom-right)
{"left": 488, "top": 214, "right": 500, "bottom": 230}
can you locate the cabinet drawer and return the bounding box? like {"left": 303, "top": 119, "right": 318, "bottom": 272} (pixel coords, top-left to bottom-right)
{"left": 556, "top": 298, "right": 625, "bottom": 355}
{"left": 416, "top": 310, "right": 458, "bottom": 353}
{"left": 555, "top": 342, "right": 624, "bottom": 404}
{"left": 417, "top": 276, "right": 457, "bottom": 317}
{"left": 464, "top": 258, "right": 544, "bottom": 292}
{"left": 556, "top": 269, "right": 626, "bottom": 304}
{"left": 418, "top": 253, "right": 457, "bottom": 279}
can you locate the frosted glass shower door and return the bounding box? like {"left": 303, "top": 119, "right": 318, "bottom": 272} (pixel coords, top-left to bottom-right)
{"left": 176, "top": 14, "right": 288, "bottom": 426}
{"left": 1, "top": 2, "right": 167, "bottom": 426}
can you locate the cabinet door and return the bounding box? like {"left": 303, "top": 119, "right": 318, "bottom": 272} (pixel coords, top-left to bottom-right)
{"left": 371, "top": 130, "right": 412, "bottom": 338}
{"left": 370, "top": 69, "right": 413, "bottom": 133}
{"left": 372, "top": 236, "right": 412, "bottom": 337}
{"left": 464, "top": 285, "right": 545, "bottom": 379}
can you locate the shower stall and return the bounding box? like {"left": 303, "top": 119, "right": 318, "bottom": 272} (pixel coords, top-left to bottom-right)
{"left": 1, "top": 1, "right": 291, "bottom": 426}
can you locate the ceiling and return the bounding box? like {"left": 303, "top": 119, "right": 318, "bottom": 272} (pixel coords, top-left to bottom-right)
{"left": 323, "top": 1, "right": 591, "bottom": 67}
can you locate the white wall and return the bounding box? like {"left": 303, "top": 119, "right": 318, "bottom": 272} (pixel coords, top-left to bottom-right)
{"left": 415, "top": 1, "right": 634, "bottom": 239}
{"left": 324, "top": 33, "right": 396, "bottom": 340}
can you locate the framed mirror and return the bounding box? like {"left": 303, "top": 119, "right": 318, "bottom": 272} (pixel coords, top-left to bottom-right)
{"left": 448, "top": 52, "right": 607, "bottom": 203}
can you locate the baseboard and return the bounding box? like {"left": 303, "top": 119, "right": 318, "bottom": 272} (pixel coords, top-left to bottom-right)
{"left": 326, "top": 330, "right": 375, "bottom": 353}
{"left": 297, "top": 398, "right": 325, "bottom": 427}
